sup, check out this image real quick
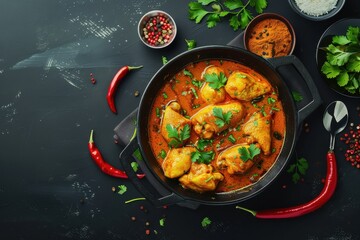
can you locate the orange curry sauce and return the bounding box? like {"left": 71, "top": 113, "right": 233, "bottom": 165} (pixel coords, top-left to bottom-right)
{"left": 148, "top": 60, "right": 285, "bottom": 193}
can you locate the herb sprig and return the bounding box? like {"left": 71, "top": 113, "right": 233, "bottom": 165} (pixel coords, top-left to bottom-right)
{"left": 204, "top": 72, "right": 227, "bottom": 90}
{"left": 166, "top": 124, "right": 191, "bottom": 148}
{"left": 321, "top": 26, "right": 360, "bottom": 94}
{"left": 188, "top": 0, "right": 268, "bottom": 31}
{"left": 213, "top": 107, "right": 232, "bottom": 128}
{"left": 287, "top": 157, "right": 309, "bottom": 184}
{"left": 238, "top": 144, "right": 261, "bottom": 162}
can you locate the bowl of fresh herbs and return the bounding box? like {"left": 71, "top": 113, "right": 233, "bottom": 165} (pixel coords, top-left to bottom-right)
{"left": 316, "top": 18, "right": 360, "bottom": 98}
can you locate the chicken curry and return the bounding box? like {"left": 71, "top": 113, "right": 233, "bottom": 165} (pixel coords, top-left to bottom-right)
{"left": 148, "top": 60, "right": 285, "bottom": 193}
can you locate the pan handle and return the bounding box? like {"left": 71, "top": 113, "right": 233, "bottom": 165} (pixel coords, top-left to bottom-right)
{"left": 268, "top": 55, "right": 322, "bottom": 124}
{"left": 119, "top": 138, "right": 185, "bottom": 207}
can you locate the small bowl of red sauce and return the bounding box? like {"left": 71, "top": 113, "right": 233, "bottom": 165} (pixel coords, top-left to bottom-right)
{"left": 138, "top": 10, "right": 177, "bottom": 49}
{"left": 244, "top": 13, "right": 296, "bottom": 58}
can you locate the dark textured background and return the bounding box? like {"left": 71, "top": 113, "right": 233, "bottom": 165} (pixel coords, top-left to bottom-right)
{"left": 0, "top": 1, "right": 359, "bottom": 239}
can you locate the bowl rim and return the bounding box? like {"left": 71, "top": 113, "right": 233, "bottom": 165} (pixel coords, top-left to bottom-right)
{"left": 243, "top": 12, "right": 296, "bottom": 58}
{"left": 137, "top": 10, "right": 177, "bottom": 49}
{"left": 288, "top": 0, "right": 346, "bottom": 21}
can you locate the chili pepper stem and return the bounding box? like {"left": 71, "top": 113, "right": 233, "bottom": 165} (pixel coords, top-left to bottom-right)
{"left": 89, "top": 129, "right": 94, "bottom": 143}
{"left": 125, "top": 197, "right": 146, "bottom": 204}
{"left": 128, "top": 66, "right": 143, "bottom": 70}
{"left": 235, "top": 206, "right": 257, "bottom": 217}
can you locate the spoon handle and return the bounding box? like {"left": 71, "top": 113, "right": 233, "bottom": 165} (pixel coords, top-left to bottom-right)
{"left": 329, "top": 134, "right": 336, "bottom": 151}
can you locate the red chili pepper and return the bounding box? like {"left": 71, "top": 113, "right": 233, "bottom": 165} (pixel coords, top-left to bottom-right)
{"left": 107, "top": 65, "right": 143, "bottom": 114}
{"left": 236, "top": 151, "right": 337, "bottom": 219}
{"left": 88, "top": 130, "right": 145, "bottom": 179}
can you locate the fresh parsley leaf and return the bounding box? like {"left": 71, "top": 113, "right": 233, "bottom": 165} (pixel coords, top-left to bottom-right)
{"left": 166, "top": 124, "right": 190, "bottom": 148}
{"left": 117, "top": 185, "right": 127, "bottom": 195}
{"left": 228, "top": 134, "right": 236, "bottom": 143}
{"left": 337, "top": 71, "right": 349, "bottom": 87}
{"left": 158, "top": 149, "right": 167, "bottom": 159}
{"left": 185, "top": 39, "right": 197, "bottom": 50}
{"left": 201, "top": 217, "right": 211, "bottom": 228}
{"left": 192, "top": 79, "right": 204, "bottom": 88}
{"left": 162, "top": 56, "right": 168, "bottom": 65}
{"left": 159, "top": 218, "right": 166, "bottom": 227}
{"left": 183, "top": 69, "right": 194, "bottom": 78}
{"left": 204, "top": 72, "right": 227, "bottom": 89}
{"left": 287, "top": 157, "right": 309, "bottom": 184}
{"left": 332, "top": 35, "right": 351, "bottom": 45}
{"left": 163, "top": 92, "right": 168, "bottom": 99}
{"left": 238, "top": 144, "right": 261, "bottom": 162}
{"left": 133, "top": 148, "right": 143, "bottom": 161}
{"left": 292, "top": 91, "right": 303, "bottom": 102}
{"left": 321, "top": 61, "right": 341, "bottom": 78}
{"left": 131, "top": 162, "right": 139, "bottom": 172}
{"left": 267, "top": 97, "right": 276, "bottom": 104}
{"left": 213, "top": 107, "right": 232, "bottom": 128}
{"left": 197, "top": 139, "right": 213, "bottom": 151}
{"left": 188, "top": 0, "right": 268, "bottom": 31}
{"left": 191, "top": 150, "right": 214, "bottom": 164}
{"left": 346, "top": 26, "right": 360, "bottom": 44}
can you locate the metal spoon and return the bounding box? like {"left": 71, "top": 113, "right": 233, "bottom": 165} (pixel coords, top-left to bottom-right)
{"left": 323, "top": 101, "right": 348, "bottom": 151}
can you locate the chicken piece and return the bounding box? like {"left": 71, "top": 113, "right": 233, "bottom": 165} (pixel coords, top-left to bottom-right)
{"left": 162, "top": 147, "right": 196, "bottom": 178}
{"left": 200, "top": 66, "right": 226, "bottom": 104}
{"left": 191, "top": 102, "right": 245, "bottom": 139}
{"left": 243, "top": 112, "right": 272, "bottom": 155}
{"left": 216, "top": 143, "right": 260, "bottom": 175}
{"left": 225, "top": 71, "right": 271, "bottom": 101}
{"left": 160, "top": 102, "right": 191, "bottom": 147}
{"left": 179, "top": 162, "right": 224, "bottom": 193}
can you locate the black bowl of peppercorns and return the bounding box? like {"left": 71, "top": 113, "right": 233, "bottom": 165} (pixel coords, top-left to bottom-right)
{"left": 138, "top": 10, "right": 177, "bottom": 49}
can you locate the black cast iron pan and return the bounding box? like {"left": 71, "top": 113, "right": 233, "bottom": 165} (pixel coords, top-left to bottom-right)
{"left": 120, "top": 45, "right": 321, "bottom": 208}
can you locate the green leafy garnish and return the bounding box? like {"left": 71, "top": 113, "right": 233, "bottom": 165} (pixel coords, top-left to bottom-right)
{"left": 191, "top": 150, "right": 215, "bottom": 164}
{"left": 158, "top": 149, "right": 167, "bottom": 159}
{"left": 133, "top": 148, "right": 143, "bottom": 161}
{"left": 287, "top": 157, "right": 309, "bottom": 184}
{"left": 192, "top": 79, "right": 204, "bottom": 88}
{"left": 163, "top": 92, "right": 168, "bottom": 99}
{"left": 238, "top": 144, "right": 261, "bottom": 162}
{"left": 213, "top": 107, "right": 232, "bottom": 128}
{"left": 188, "top": 0, "right": 268, "bottom": 31}
{"left": 162, "top": 56, "right": 168, "bottom": 65}
{"left": 166, "top": 124, "right": 191, "bottom": 148}
{"left": 159, "top": 218, "right": 166, "bottom": 227}
{"left": 183, "top": 69, "right": 194, "bottom": 78}
{"left": 292, "top": 91, "right": 303, "bottom": 102}
{"left": 228, "top": 134, "right": 236, "bottom": 143}
{"left": 204, "top": 72, "right": 227, "bottom": 90}
{"left": 201, "top": 217, "right": 212, "bottom": 228}
{"left": 117, "top": 185, "right": 127, "bottom": 195}
{"left": 197, "top": 139, "right": 213, "bottom": 151}
{"left": 321, "top": 26, "right": 360, "bottom": 94}
{"left": 131, "top": 162, "right": 139, "bottom": 172}
{"left": 185, "top": 39, "right": 197, "bottom": 50}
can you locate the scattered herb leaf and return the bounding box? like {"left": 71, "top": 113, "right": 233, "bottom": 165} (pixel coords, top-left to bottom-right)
{"left": 204, "top": 72, "right": 227, "bottom": 90}
{"left": 228, "top": 134, "right": 236, "bottom": 143}
{"left": 184, "top": 69, "right": 194, "bottom": 78}
{"left": 158, "top": 149, "right": 167, "bottom": 159}
{"left": 131, "top": 162, "right": 139, "bottom": 172}
{"left": 213, "top": 107, "right": 232, "bottom": 128}
{"left": 292, "top": 91, "right": 303, "bottom": 102}
{"left": 185, "top": 39, "right": 197, "bottom": 50}
{"left": 162, "top": 56, "right": 168, "bottom": 65}
{"left": 287, "top": 157, "right": 309, "bottom": 184}
{"left": 159, "top": 218, "right": 166, "bottom": 227}
{"left": 117, "top": 185, "right": 127, "bottom": 195}
{"left": 166, "top": 124, "right": 191, "bottom": 148}
{"left": 197, "top": 139, "right": 213, "bottom": 151}
{"left": 201, "top": 217, "right": 212, "bottom": 228}
{"left": 191, "top": 150, "right": 215, "bottom": 164}
{"left": 238, "top": 144, "right": 261, "bottom": 162}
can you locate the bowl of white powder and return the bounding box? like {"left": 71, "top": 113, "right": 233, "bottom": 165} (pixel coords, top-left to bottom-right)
{"left": 288, "top": 0, "right": 345, "bottom": 21}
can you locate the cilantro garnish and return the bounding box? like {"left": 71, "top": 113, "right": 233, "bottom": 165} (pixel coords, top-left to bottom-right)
{"left": 204, "top": 72, "right": 227, "bottom": 90}
{"left": 185, "top": 39, "right": 197, "bottom": 50}
{"left": 183, "top": 69, "right": 194, "bottom": 78}
{"left": 201, "top": 217, "right": 212, "bottom": 228}
{"left": 192, "top": 79, "right": 204, "bottom": 88}
{"left": 292, "top": 91, "right": 303, "bottom": 102}
{"left": 213, "top": 107, "right": 232, "bottom": 128}
{"left": 228, "top": 134, "right": 236, "bottom": 143}
{"left": 197, "top": 139, "right": 213, "bottom": 151}
{"left": 131, "top": 162, "right": 139, "bottom": 172}
{"left": 159, "top": 218, "right": 166, "bottom": 227}
{"left": 321, "top": 26, "right": 360, "bottom": 94}
{"left": 287, "top": 157, "right": 309, "bottom": 184}
{"left": 191, "top": 150, "right": 215, "bottom": 164}
{"left": 166, "top": 124, "right": 191, "bottom": 148}
{"left": 158, "top": 149, "right": 167, "bottom": 159}
{"left": 117, "top": 185, "right": 127, "bottom": 195}
{"left": 238, "top": 144, "right": 261, "bottom": 162}
{"left": 162, "top": 56, "right": 168, "bottom": 65}
{"left": 188, "top": 0, "right": 268, "bottom": 31}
